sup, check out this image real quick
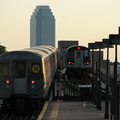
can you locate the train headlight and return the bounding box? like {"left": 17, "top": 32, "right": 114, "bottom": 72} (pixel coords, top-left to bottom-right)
{"left": 31, "top": 80, "right": 35, "bottom": 88}
{"left": 31, "top": 80, "right": 35, "bottom": 84}
{"left": 6, "top": 80, "right": 10, "bottom": 84}
{"left": 68, "top": 62, "right": 71, "bottom": 64}
{"left": 86, "top": 62, "right": 90, "bottom": 64}
{"left": 5, "top": 80, "right": 10, "bottom": 88}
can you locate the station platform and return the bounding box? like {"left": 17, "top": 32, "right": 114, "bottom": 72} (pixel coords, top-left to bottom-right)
{"left": 38, "top": 101, "right": 110, "bottom": 120}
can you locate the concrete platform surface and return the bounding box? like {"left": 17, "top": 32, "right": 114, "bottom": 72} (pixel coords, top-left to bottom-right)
{"left": 40, "top": 101, "right": 110, "bottom": 120}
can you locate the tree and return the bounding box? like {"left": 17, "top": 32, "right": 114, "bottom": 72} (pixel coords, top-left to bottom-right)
{"left": 0, "top": 45, "right": 6, "bottom": 55}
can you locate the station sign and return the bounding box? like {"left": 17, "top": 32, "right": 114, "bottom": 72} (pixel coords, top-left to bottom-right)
{"left": 88, "top": 43, "right": 97, "bottom": 49}
{"left": 109, "top": 34, "right": 120, "bottom": 45}
{"left": 102, "top": 39, "right": 114, "bottom": 48}
{"left": 95, "top": 42, "right": 105, "bottom": 49}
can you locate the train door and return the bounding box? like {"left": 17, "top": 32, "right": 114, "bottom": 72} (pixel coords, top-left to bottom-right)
{"left": 14, "top": 61, "right": 27, "bottom": 94}
{"left": 74, "top": 50, "right": 83, "bottom": 67}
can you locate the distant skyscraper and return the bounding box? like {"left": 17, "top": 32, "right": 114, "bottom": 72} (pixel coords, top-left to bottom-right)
{"left": 30, "top": 6, "right": 55, "bottom": 47}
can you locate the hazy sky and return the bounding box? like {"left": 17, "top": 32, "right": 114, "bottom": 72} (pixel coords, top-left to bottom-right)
{"left": 0, "top": 0, "right": 120, "bottom": 62}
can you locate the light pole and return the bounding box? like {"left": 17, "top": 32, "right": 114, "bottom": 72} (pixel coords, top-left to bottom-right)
{"left": 95, "top": 42, "right": 105, "bottom": 110}
{"left": 102, "top": 39, "right": 114, "bottom": 119}
{"left": 109, "top": 34, "right": 120, "bottom": 120}
{"left": 88, "top": 43, "right": 97, "bottom": 103}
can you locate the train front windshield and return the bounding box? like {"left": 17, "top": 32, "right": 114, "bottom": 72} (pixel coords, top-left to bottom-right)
{"left": 76, "top": 52, "right": 81, "bottom": 58}
{"left": 0, "top": 62, "right": 9, "bottom": 79}
{"left": 15, "top": 62, "right": 26, "bottom": 78}
{"left": 67, "top": 51, "right": 74, "bottom": 64}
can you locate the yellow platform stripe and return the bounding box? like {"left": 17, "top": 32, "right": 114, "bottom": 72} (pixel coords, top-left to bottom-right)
{"left": 37, "top": 101, "right": 49, "bottom": 120}
{"left": 49, "top": 102, "right": 60, "bottom": 120}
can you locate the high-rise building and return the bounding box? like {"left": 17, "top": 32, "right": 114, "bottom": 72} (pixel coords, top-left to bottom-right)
{"left": 30, "top": 6, "right": 55, "bottom": 47}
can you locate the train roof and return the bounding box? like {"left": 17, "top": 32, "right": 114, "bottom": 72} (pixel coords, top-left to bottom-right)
{"left": 0, "top": 45, "right": 57, "bottom": 61}
{"left": 24, "top": 45, "right": 57, "bottom": 57}
{"left": 67, "top": 45, "right": 89, "bottom": 51}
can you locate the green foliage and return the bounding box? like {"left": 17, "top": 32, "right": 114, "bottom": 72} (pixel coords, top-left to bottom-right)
{"left": 0, "top": 45, "right": 6, "bottom": 55}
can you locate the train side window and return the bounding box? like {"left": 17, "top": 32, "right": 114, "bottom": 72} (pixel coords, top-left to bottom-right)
{"left": 0, "top": 62, "right": 9, "bottom": 78}
{"left": 16, "top": 62, "right": 26, "bottom": 78}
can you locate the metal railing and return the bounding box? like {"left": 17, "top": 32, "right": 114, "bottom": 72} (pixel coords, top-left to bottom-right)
{"left": 94, "top": 68, "right": 120, "bottom": 120}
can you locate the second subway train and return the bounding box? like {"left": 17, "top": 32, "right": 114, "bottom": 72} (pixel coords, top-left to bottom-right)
{"left": 66, "top": 45, "right": 91, "bottom": 79}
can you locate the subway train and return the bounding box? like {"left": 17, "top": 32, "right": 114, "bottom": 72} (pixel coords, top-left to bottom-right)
{"left": 66, "top": 45, "right": 91, "bottom": 79}
{"left": 0, "top": 45, "right": 58, "bottom": 108}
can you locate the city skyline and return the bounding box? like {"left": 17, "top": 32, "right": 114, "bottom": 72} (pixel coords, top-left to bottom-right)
{"left": 0, "top": 0, "right": 120, "bottom": 62}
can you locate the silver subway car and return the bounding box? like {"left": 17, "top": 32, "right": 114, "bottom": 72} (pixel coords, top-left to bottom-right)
{"left": 0, "top": 45, "right": 58, "bottom": 106}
